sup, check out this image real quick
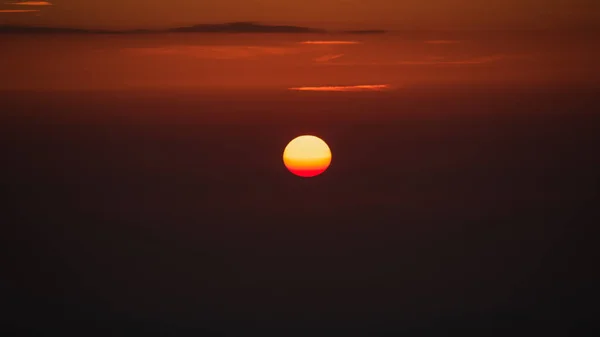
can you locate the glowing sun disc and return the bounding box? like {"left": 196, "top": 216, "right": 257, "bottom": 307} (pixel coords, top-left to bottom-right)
{"left": 283, "top": 135, "right": 332, "bottom": 177}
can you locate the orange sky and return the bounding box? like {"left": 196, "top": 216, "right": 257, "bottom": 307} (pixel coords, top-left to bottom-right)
{"left": 1, "top": 0, "right": 599, "bottom": 30}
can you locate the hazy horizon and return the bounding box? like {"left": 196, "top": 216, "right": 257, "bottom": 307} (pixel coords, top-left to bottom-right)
{"left": 3, "top": 84, "right": 597, "bottom": 336}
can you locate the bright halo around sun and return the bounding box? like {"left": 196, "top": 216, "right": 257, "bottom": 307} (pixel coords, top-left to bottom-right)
{"left": 283, "top": 135, "right": 332, "bottom": 178}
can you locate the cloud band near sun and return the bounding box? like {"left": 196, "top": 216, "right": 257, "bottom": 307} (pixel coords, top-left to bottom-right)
{"left": 300, "top": 41, "right": 361, "bottom": 45}
{"left": 289, "top": 85, "right": 390, "bottom": 92}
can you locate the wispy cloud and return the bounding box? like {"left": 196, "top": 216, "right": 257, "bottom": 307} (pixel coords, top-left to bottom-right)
{"left": 314, "top": 53, "right": 344, "bottom": 62}
{"left": 124, "top": 45, "right": 300, "bottom": 59}
{"left": 300, "top": 41, "right": 361, "bottom": 45}
{"left": 289, "top": 84, "right": 390, "bottom": 92}
{"left": 4, "top": 1, "right": 52, "bottom": 5}
{"left": 317, "top": 54, "right": 522, "bottom": 67}
{"left": 424, "top": 40, "right": 461, "bottom": 44}
{"left": 0, "top": 9, "right": 39, "bottom": 12}
{"left": 395, "top": 55, "right": 511, "bottom": 65}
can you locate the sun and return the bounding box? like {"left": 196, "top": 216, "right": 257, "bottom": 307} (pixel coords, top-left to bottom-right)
{"left": 283, "top": 135, "right": 332, "bottom": 178}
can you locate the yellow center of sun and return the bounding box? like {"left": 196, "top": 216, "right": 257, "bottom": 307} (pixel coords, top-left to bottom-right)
{"left": 283, "top": 135, "right": 332, "bottom": 177}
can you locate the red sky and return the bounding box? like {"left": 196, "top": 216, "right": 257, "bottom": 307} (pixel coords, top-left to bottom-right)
{"left": 1, "top": 0, "right": 599, "bottom": 30}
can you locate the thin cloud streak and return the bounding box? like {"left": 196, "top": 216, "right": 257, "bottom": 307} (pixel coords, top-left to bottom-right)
{"left": 289, "top": 84, "right": 390, "bottom": 92}
{"left": 314, "top": 54, "right": 344, "bottom": 62}
{"left": 5, "top": 1, "right": 52, "bottom": 5}
{"left": 395, "top": 55, "right": 512, "bottom": 65}
{"left": 300, "top": 41, "right": 361, "bottom": 45}
{"left": 318, "top": 55, "right": 522, "bottom": 66}
{"left": 424, "top": 40, "right": 462, "bottom": 44}
{"left": 0, "top": 9, "right": 39, "bottom": 12}
{"left": 123, "top": 45, "right": 299, "bottom": 59}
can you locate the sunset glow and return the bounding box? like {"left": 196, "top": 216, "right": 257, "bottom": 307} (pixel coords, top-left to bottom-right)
{"left": 283, "top": 135, "right": 332, "bottom": 178}
{"left": 289, "top": 84, "right": 389, "bottom": 92}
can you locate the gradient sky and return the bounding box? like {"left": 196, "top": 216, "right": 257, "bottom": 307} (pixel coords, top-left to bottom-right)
{"left": 1, "top": 0, "right": 599, "bottom": 30}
